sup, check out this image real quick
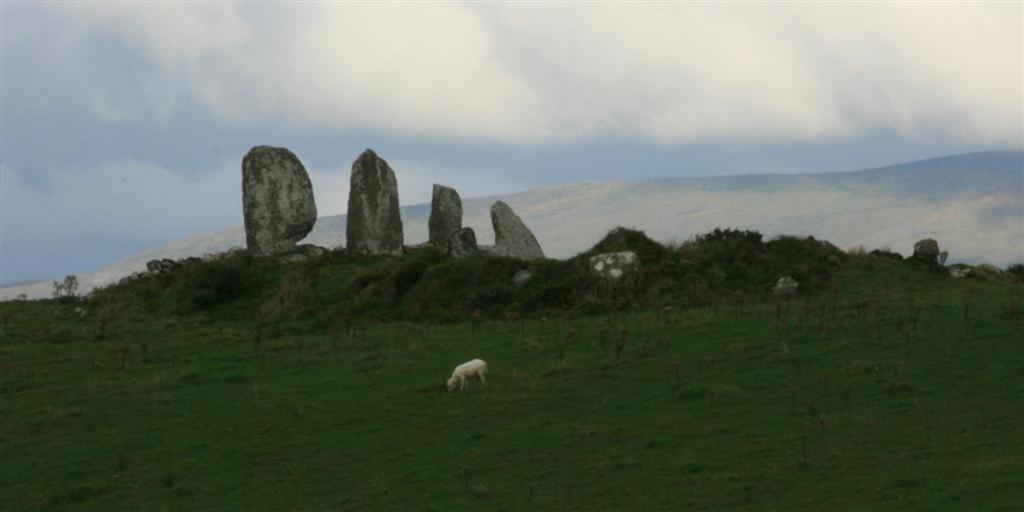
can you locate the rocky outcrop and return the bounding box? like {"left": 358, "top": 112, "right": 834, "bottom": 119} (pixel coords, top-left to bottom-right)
{"left": 589, "top": 251, "right": 639, "bottom": 280}
{"left": 242, "top": 146, "right": 317, "bottom": 255}
{"left": 428, "top": 184, "right": 463, "bottom": 246}
{"left": 490, "top": 201, "right": 544, "bottom": 260}
{"left": 346, "top": 149, "right": 403, "bottom": 256}
{"left": 773, "top": 276, "right": 799, "bottom": 296}
{"left": 912, "top": 239, "right": 940, "bottom": 263}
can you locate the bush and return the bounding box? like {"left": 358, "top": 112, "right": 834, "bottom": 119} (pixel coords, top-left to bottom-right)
{"left": 165, "top": 250, "right": 262, "bottom": 311}
{"left": 585, "top": 227, "right": 670, "bottom": 265}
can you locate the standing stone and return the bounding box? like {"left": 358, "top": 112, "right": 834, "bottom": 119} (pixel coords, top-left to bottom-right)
{"left": 490, "top": 201, "right": 544, "bottom": 260}
{"left": 242, "top": 146, "right": 317, "bottom": 255}
{"left": 912, "top": 239, "right": 940, "bottom": 263}
{"left": 428, "top": 184, "right": 463, "bottom": 248}
{"left": 446, "top": 227, "right": 478, "bottom": 257}
{"left": 346, "top": 149, "right": 404, "bottom": 256}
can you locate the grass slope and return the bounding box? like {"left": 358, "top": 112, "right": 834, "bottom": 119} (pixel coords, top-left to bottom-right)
{"left": 1, "top": 234, "right": 1022, "bottom": 510}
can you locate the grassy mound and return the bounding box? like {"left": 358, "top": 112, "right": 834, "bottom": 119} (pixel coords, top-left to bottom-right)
{"left": 1, "top": 254, "right": 1021, "bottom": 510}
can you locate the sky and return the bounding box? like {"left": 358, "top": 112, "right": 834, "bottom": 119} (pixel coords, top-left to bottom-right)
{"left": 1, "top": 2, "right": 1022, "bottom": 285}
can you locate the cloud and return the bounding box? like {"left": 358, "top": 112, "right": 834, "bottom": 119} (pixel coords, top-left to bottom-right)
{"left": 4, "top": 3, "right": 1021, "bottom": 145}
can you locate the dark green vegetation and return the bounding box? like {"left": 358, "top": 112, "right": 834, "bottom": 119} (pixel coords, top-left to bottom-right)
{"left": 2, "top": 229, "right": 1022, "bottom": 510}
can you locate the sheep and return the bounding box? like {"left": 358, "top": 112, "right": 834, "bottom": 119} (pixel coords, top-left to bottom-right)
{"left": 447, "top": 359, "right": 487, "bottom": 391}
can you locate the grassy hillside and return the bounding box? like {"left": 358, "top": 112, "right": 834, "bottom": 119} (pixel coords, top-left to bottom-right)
{"left": 1, "top": 230, "right": 1021, "bottom": 510}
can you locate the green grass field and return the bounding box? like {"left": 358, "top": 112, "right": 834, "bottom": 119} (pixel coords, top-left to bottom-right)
{"left": 2, "top": 242, "right": 1022, "bottom": 510}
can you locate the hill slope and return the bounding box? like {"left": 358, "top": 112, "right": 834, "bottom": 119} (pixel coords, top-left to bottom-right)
{"left": 4, "top": 151, "right": 1021, "bottom": 299}
{"left": 1, "top": 249, "right": 1021, "bottom": 510}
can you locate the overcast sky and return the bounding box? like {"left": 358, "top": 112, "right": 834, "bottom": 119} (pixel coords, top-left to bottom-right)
{"left": 2, "top": 2, "right": 1022, "bottom": 284}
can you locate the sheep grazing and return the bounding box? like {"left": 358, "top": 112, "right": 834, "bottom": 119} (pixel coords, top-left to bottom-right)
{"left": 447, "top": 359, "right": 487, "bottom": 392}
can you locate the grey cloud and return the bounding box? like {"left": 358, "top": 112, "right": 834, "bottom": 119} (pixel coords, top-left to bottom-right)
{"left": 5, "top": 3, "right": 1020, "bottom": 145}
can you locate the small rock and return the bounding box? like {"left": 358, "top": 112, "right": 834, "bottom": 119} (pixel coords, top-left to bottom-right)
{"left": 279, "top": 244, "right": 329, "bottom": 263}
{"left": 512, "top": 269, "right": 533, "bottom": 285}
{"left": 773, "top": 276, "right": 799, "bottom": 296}
{"left": 949, "top": 267, "right": 971, "bottom": 279}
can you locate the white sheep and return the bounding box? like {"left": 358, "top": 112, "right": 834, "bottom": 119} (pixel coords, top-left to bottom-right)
{"left": 447, "top": 359, "right": 487, "bottom": 391}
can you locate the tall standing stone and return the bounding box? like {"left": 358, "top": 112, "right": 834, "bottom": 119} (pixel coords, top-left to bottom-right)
{"left": 346, "top": 149, "right": 404, "bottom": 256}
{"left": 242, "top": 146, "right": 317, "bottom": 255}
{"left": 490, "top": 201, "right": 544, "bottom": 260}
{"left": 428, "top": 184, "right": 463, "bottom": 247}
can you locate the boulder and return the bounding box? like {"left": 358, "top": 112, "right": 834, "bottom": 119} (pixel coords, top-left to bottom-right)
{"left": 912, "top": 239, "right": 940, "bottom": 263}
{"left": 242, "top": 146, "right": 317, "bottom": 255}
{"left": 279, "top": 244, "right": 330, "bottom": 263}
{"left": 589, "top": 251, "right": 639, "bottom": 280}
{"left": 445, "top": 227, "right": 478, "bottom": 258}
{"left": 490, "top": 201, "right": 544, "bottom": 260}
{"left": 949, "top": 267, "right": 971, "bottom": 279}
{"left": 346, "top": 149, "right": 404, "bottom": 256}
{"left": 512, "top": 269, "right": 533, "bottom": 285}
{"left": 773, "top": 276, "right": 799, "bottom": 296}
{"left": 428, "top": 184, "right": 463, "bottom": 248}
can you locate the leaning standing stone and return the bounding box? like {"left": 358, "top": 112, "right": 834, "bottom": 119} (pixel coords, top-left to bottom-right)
{"left": 428, "top": 184, "right": 463, "bottom": 248}
{"left": 490, "top": 201, "right": 544, "bottom": 260}
{"left": 346, "top": 149, "right": 404, "bottom": 256}
{"left": 242, "top": 146, "right": 317, "bottom": 255}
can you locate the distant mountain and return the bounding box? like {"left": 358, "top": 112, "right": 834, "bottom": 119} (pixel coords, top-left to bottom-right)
{"left": 3, "top": 151, "right": 1021, "bottom": 300}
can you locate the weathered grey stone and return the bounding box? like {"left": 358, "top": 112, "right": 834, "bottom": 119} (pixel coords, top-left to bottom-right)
{"left": 147, "top": 258, "right": 181, "bottom": 274}
{"left": 512, "top": 269, "right": 533, "bottom": 285}
{"left": 490, "top": 201, "right": 544, "bottom": 260}
{"left": 773, "top": 276, "right": 799, "bottom": 296}
{"left": 346, "top": 149, "right": 403, "bottom": 256}
{"left": 242, "top": 146, "right": 317, "bottom": 255}
{"left": 446, "top": 227, "right": 478, "bottom": 258}
{"left": 589, "top": 251, "right": 639, "bottom": 280}
{"left": 279, "top": 244, "right": 329, "bottom": 263}
{"left": 428, "top": 184, "right": 463, "bottom": 248}
{"left": 912, "top": 238, "right": 940, "bottom": 263}
{"left": 949, "top": 267, "right": 971, "bottom": 279}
